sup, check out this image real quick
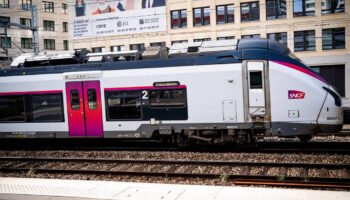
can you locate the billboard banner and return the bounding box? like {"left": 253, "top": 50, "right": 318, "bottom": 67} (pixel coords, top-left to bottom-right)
{"left": 70, "top": 0, "right": 166, "bottom": 39}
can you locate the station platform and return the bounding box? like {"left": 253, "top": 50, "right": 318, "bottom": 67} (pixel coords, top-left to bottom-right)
{"left": 0, "top": 177, "right": 349, "bottom": 200}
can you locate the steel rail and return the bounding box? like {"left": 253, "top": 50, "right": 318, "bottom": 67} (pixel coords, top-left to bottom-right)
{"left": 1, "top": 157, "right": 350, "bottom": 189}
{"left": 0, "top": 157, "right": 349, "bottom": 169}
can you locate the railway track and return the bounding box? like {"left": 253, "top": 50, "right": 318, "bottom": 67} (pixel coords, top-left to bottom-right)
{"left": 0, "top": 157, "right": 349, "bottom": 189}
{"left": 1, "top": 138, "right": 350, "bottom": 154}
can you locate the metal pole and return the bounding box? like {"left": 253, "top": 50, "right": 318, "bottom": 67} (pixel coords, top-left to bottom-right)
{"left": 4, "top": 23, "right": 8, "bottom": 59}
{"left": 31, "top": 5, "right": 39, "bottom": 53}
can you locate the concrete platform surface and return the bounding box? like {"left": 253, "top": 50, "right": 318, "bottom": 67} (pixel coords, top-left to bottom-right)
{"left": 0, "top": 177, "right": 349, "bottom": 200}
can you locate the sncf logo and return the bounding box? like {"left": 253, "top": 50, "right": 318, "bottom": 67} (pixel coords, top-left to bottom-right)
{"left": 288, "top": 90, "right": 305, "bottom": 99}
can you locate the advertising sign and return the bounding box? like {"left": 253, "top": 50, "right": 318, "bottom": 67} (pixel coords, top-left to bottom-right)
{"left": 70, "top": 0, "right": 166, "bottom": 39}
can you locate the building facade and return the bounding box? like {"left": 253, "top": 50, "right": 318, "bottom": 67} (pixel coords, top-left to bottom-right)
{"left": 0, "top": 0, "right": 69, "bottom": 65}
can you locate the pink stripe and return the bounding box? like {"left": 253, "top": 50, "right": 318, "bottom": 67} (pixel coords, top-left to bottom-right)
{"left": 0, "top": 90, "right": 63, "bottom": 96}
{"left": 105, "top": 85, "right": 187, "bottom": 91}
{"left": 272, "top": 60, "right": 328, "bottom": 84}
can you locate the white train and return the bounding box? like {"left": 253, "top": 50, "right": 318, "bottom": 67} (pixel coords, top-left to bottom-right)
{"left": 0, "top": 39, "right": 343, "bottom": 144}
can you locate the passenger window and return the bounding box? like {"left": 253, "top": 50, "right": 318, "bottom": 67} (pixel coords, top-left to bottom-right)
{"left": 87, "top": 89, "right": 97, "bottom": 110}
{"left": 250, "top": 71, "right": 263, "bottom": 89}
{"left": 0, "top": 95, "right": 25, "bottom": 122}
{"left": 106, "top": 91, "right": 141, "bottom": 120}
{"left": 32, "top": 94, "right": 63, "bottom": 122}
{"left": 150, "top": 89, "right": 186, "bottom": 107}
{"left": 70, "top": 89, "right": 80, "bottom": 110}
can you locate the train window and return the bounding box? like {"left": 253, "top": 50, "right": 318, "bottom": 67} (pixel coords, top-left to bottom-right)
{"left": 32, "top": 93, "right": 64, "bottom": 122}
{"left": 87, "top": 89, "right": 97, "bottom": 110}
{"left": 150, "top": 89, "right": 186, "bottom": 107}
{"left": 0, "top": 95, "right": 25, "bottom": 122}
{"left": 106, "top": 91, "right": 141, "bottom": 120}
{"left": 70, "top": 89, "right": 80, "bottom": 110}
{"left": 250, "top": 71, "right": 263, "bottom": 89}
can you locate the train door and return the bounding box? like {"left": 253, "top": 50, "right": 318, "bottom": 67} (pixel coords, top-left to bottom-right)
{"left": 66, "top": 81, "right": 103, "bottom": 137}
{"left": 243, "top": 61, "right": 271, "bottom": 122}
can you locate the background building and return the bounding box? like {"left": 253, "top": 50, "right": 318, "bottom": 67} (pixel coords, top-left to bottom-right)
{"left": 0, "top": 0, "right": 69, "bottom": 67}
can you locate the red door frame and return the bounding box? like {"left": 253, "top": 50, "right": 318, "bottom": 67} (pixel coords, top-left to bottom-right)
{"left": 66, "top": 81, "right": 103, "bottom": 137}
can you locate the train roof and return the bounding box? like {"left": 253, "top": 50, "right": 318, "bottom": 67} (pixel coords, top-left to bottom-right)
{"left": 0, "top": 39, "right": 306, "bottom": 77}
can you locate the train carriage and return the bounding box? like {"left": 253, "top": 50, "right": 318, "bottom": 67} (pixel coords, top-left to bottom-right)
{"left": 0, "top": 39, "right": 343, "bottom": 144}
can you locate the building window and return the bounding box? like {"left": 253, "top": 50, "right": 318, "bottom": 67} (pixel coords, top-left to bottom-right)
{"left": 294, "top": 30, "right": 315, "bottom": 51}
{"left": 293, "top": 0, "right": 314, "bottom": 17}
{"left": 44, "top": 39, "right": 55, "bottom": 50}
{"left": 242, "top": 34, "right": 260, "bottom": 39}
{"left": 171, "top": 40, "right": 188, "bottom": 45}
{"left": 171, "top": 10, "right": 187, "bottom": 29}
{"left": 150, "top": 42, "right": 166, "bottom": 47}
{"left": 92, "top": 47, "right": 105, "bottom": 53}
{"left": 63, "top": 40, "right": 69, "bottom": 50}
{"left": 0, "top": 37, "right": 11, "bottom": 48}
{"left": 43, "top": 1, "right": 54, "bottom": 13}
{"left": 216, "top": 4, "right": 234, "bottom": 24}
{"left": 217, "top": 36, "right": 235, "bottom": 40}
{"left": 194, "top": 38, "right": 211, "bottom": 42}
{"left": 63, "top": 22, "right": 68, "bottom": 32}
{"left": 311, "top": 65, "right": 345, "bottom": 96}
{"left": 43, "top": 20, "right": 55, "bottom": 31}
{"left": 241, "top": 2, "right": 260, "bottom": 22}
{"left": 19, "top": 0, "right": 31, "bottom": 10}
{"left": 21, "top": 38, "right": 32, "bottom": 49}
{"left": 0, "top": 16, "right": 10, "bottom": 28}
{"left": 322, "top": 0, "right": 344, "bottom": 14}
{"left": 322, "top": 28, "right": 345, "bottom": 50}
{"left": 62, "top": 3, "right": 67, "bottom": 14}
{"left": 193, "top": 7, "right": 210, "bottom": 27}
{"left": 0, "top": 0, "right": 9, "bottom": 8}
{"left": 130, "top": 43, "right": 145, "bottom": 50}
{"left": 20, "top": 18, "right": 31, "bottom": 26}
{"left": 111, "top": 45, "right": 125, "bottom": 52}
{"left": 267, "top": 32, "right": 287, "bottom": 46}
{"left": 0, "top": 95, "right": 25, "bottom": 122}
{"left": 266, "top": 0, "right": 286, "bottom": 19}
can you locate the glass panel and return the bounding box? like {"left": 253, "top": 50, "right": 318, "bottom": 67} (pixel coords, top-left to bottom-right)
{"left": 305, "top": 31, "right": 315, "bottom": 51}
{"left": 334, "top": 28, "right": 345, "bottom": 49}
{"left": 87, "top": 89, "right": 97, "bottom": 110}
{"left": 107, "top": 91, "right": 141, "bottom": 120}
{"left": 194, "top": 8, "right": 202, "bottom": 27}
{"left": 203, "top": 7, "right": 210, "bottom": 25}
{"left": 227, "top": 5, "right": 234, "bottom": 23}
{"left": 294, "top": 31, "right": 305, "bottom": 51}
{"left": 150, "top": 89, "right": 186, "bottom": 107}
{"left": 241, "top": 3, "right": 250, "bottom": 21}
{"left": 0, "top": 95, "right": 25, "bottom": 122}
{"left": 250, "top": 71, "right": 263, "bottom": 89}
{"left": 32, "top": 94, "right": 63, "bottom": 122}
{"left": 294, "top": 0, "right": 314, "bottom": 17}
{"left": 322, "top": 29, "right": 333, "bottom": 50}
{"left": 322, "top": 0, "right": 344, "bottom": 14}
{"left": 217, "top": 6, "right": 225, "bottom": 24}
{"left": 70, "top": 89, "right": 80, "bottom": 110}
{"left": 171, "top": 11, "right": 179, "bottom": 28}
{"left": 266, "top": 0, "right": 277, "bottom": 19}
{"left": 181, "top": 10, "right": 187, "bottom": 27}
{"left": 251, "top": 2, "right": 260, "bottom": 20}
